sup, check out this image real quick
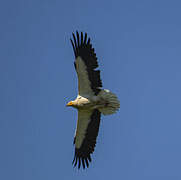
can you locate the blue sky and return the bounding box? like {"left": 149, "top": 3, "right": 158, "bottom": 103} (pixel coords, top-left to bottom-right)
{"left": 1, "top": 0, "right": 181, "bottom": 179}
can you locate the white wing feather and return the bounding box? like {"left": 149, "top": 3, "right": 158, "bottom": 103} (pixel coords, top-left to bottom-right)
{"left": 75, "top": 57, "right": 95, "bottom": 96}
{"left": 74, "top": 109, "right": 93, "bottom": 149}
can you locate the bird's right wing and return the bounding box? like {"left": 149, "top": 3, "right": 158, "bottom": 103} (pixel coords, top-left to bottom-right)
{"left": 73, "top": 109, "right": 101, "bottom": 169}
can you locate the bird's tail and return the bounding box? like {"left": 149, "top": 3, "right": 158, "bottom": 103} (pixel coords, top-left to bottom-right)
{"left": 98, "top": 89, "right": 120, "bottom": 115}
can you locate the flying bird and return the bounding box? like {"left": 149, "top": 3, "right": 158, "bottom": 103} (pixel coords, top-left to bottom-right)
{"left": 67, "top": 31, "right": 120, "bottom": 169}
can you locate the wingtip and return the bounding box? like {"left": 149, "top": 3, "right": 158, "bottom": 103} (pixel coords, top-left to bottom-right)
{"left": 87, "top": 37, "right": 90, "bottom": 44}
{"left": 78, "top": 157, "right": 81, "bottom": 169}
{"left": 72, "top": 32, "right": 76, "bottom": 38}
{"left": 76, "top": 31, "right": 80, "bottom": 46}
{"left": 72, "top": 32, "right": 75, "bottom": 37}
{"left": 82, "top": 158, "right": 85, "bottom": 169}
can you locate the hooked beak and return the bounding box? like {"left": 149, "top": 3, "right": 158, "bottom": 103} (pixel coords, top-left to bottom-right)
{"left": 66, "top": 101, "right": 73, "bottom": 107}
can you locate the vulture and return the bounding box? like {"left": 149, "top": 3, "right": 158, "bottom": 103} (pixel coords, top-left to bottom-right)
{"left": 67, "top": 31, "right": 120, "bottom": 169}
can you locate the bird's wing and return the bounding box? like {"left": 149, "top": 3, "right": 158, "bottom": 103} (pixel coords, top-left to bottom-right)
{"left": 70, "top": 31, "right": 102, "bottom": 96}
{"left": 72, "top": 109, "right": 101, "bottom": 169}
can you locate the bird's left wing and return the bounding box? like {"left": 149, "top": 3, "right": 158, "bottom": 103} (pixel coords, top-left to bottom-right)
{"left": 73, "top": 109, "right": 101, "bottom": 169}
{"left": 70, "top": 31, "right": 102, "bottom": 96}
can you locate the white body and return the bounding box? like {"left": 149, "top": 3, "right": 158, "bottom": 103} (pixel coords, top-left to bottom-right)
{"left": 72, "top": 89, "right": 119, "bottom": 148}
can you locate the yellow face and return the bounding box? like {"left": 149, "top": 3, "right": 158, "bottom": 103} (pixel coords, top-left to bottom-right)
{"left": 66, "top": 101, "right": 74, "bottom": 107}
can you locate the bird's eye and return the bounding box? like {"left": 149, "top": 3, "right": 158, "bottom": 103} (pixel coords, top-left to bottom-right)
{"left": 78, "top": 97, "right": 81, "bottom": 99}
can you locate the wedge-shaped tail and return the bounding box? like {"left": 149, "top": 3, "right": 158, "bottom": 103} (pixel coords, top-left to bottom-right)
{"left": 98, "top": 89, "right": 120, "bottom": 115}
